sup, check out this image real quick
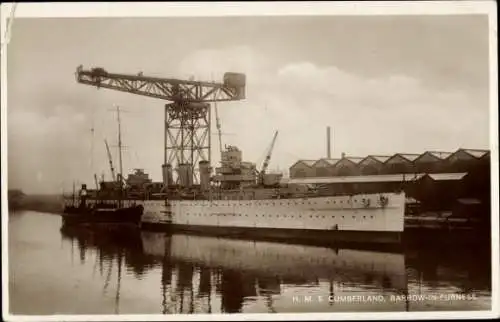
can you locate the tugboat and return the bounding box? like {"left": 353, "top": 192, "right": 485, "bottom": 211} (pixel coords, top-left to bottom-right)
{"left": 62, "top": 181, "right": 144, "bottom": 226}
{"left": 61, "top": 105, "right": 143, "bottom": 227}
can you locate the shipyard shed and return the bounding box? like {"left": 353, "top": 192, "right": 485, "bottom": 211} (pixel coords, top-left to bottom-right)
{"left": 312, "top": 158, "right": 339, "bottom": 177}
{"left": 443, "top": 148, "right": 489, "bottom": 172}
{"left": 289, "top": 160, "right": 316, "bottom": 178}
{"left": 407, "top": 173, "right": 468, "bottom": 211}
{"left": 382, "top": 153, "right": 420, "bottom": 174}
{"left": 357, "top": 155, "right": 391, "bottom": 175}
{"left": 458, "top": 154, "right": 490, "bottom": 206}
{"left": 288, "top": 148, "right": 490, "bottom": 179}
{"left": 413, "top": 151, "right": 452, "bottom": 173}
{"left": 330, "top": 157, "right": 364, "bottom": 176}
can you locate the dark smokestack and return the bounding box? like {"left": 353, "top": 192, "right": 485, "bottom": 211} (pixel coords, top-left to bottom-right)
{"left": 326, "top": 126, "right": 332, "bottom": 159}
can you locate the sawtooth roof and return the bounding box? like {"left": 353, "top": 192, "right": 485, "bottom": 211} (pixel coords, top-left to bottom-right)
{"left": 461, "top": 149, "right": 489, "bottom": 159}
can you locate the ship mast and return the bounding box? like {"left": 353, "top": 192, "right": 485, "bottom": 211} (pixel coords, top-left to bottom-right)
{"left": 214, "top": 103, "right": 223, "bottom": 157}
{"left": 114, "top": 105, "right": 124, "bottom": 208}
{"left": 116, "top": 105, "right": 124, "bottom": 184}
{"left": 211, "top": 72, "right": 223, "bottom": 162}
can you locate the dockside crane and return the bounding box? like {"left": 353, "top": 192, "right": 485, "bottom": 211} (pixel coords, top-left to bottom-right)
{"left": 258, "top": 131, "right": 279, "bottom": 185}
{"left": 75, "top": 65, "right": 246, "bottom": 186}
{"left": 104, "top": 139, "right": 116, "bottom": 182}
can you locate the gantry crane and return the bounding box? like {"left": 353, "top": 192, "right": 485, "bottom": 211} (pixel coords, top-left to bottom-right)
{"left": 75, "top": 65, "right": 246, "bottom": 185}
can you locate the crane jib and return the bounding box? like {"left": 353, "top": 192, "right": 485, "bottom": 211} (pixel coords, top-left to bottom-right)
{"left": 75, "top": 66, "right": 246, "bottom": 102}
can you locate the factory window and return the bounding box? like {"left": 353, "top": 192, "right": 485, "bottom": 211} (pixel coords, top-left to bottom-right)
{"left": 370, "top": 216, "right": 374, "bottom": 219}
{"left": 342, "top": 216, "right": 345, "bottom": 219}
{"left": 352, "top": 216, "right": 355, "bottom": 219}
{"left": 310, "top": 215, "right": 313, "bottom": 218}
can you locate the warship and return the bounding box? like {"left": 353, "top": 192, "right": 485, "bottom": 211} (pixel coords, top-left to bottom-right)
{"left": 138, "top": 137, "right": 406, "bottom": 245}
{"left": 63, "top": 66, "right": 405, "bottom": 244}
{"left": 67, "top": 132, "right": 405, "bottom": 245}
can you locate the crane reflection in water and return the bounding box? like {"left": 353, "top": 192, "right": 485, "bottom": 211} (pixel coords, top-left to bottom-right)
{"left": 59, "top": 224, "right": 491, "bottom": 314}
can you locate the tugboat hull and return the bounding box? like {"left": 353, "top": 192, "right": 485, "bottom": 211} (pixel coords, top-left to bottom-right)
{"left": 62, "top": 205, "right": 144, "bottom": 226}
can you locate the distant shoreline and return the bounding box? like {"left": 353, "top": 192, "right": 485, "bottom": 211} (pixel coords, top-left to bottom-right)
{"left": 8, "top": 190, "right": 63, "bottom": 215}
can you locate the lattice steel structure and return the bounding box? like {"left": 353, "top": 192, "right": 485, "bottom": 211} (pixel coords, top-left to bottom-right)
{"left": 75, "top": 65, "right": 246, "bottom": 184}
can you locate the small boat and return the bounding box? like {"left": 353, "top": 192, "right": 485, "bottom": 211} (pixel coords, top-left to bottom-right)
{"left": 62, "top": 183, "right": 144, "bottom": 226}
{"left": 61, "top": 105, "right": 144, "bottom": 227}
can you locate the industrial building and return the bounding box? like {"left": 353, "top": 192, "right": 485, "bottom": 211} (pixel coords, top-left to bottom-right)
{"left": 288, "top": 147, "right": 490, "bottom": 213}
{"left": 289, "top": 148, "right": 490, "bottom": 178}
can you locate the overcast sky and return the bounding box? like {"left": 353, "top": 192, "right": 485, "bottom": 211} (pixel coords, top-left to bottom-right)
{"left": 7, "top": 15, "right": 491, "bottom": 194}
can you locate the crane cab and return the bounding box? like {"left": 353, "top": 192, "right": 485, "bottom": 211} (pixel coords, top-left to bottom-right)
{"left": 223, "top": 72, "right": 246, "bottom": 100}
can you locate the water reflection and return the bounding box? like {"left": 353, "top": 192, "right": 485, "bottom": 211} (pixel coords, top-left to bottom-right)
{"left": 57, "top": 222, "right": 491, "bottom": 313}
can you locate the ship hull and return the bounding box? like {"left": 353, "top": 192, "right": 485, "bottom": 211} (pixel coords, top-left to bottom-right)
{"left": 141, "top": 192, "right": 406, "bottom": 246}
{"left": 140, "top": 223, "right": 402, "bottom": 247}
{"left": 61, "top": 205, "right": 144, "bottom": 226}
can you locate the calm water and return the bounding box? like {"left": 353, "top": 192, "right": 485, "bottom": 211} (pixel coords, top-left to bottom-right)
{"left": 8, "top": 211, "right": 491, "bottom": 315}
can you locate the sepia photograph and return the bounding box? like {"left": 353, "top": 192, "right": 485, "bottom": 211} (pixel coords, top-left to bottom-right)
{"left": 1, "top": 2, "right": 498, "bottom": 321}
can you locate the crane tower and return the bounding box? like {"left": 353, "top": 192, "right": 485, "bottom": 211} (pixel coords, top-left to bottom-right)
{"left": 75, "top": 66, "right": 246, "bottom": 186}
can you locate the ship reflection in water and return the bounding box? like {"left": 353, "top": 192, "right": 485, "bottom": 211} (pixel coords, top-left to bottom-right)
{"left": 55, "top": 223, "right": 491, "bottom": 314}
